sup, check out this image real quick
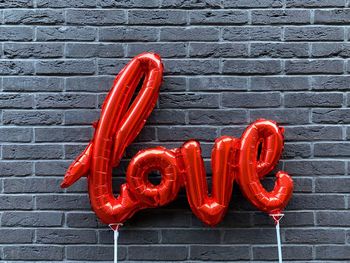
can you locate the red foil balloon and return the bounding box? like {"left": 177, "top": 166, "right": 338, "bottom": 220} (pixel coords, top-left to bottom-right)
{"left": 61, "top": 52, "right": 293, "bottom": 226}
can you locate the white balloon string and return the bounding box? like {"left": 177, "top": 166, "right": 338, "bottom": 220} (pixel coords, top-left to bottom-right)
{"left": 270, "top": 214, "right": 284, "bottom": 263}
{"left": 109, "top": 224, "right": 122, "bottom": 263}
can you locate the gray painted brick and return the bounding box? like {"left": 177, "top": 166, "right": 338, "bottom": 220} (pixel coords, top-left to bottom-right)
{"left": 67, "top": 10, "right": 126, "bottom": 25}
{"left": 190, "top": 10, "right": 248, "bottom": 25}
{"left": 160, "top": 27, "right": 220, "bottom": 41}
{"left": 4, "top": 9, "right": 64, "bottom": 25}
{"left": 2, "top": 211, "right": 63, "bottom": 227}
{"left": 223, "top": 26, "right": 282, "bottom": 41}
{"left": 284, "top": 26, "right": 344, "bottom": 41}
{"left": 223, "top": 60, "right": 281, "bottom": 75}
{"left": 3, "top": 77, "right": 64, "bottom": 92}
{"left": 129, "top": 10, "right": 187, "bottom": 25}
{"left": 66, "top": 43, "right": 124, "bottom": 58}
{"left": 4, "top": 43, "right": 63, "bottom": 59}
{"left": 189, "top": 43, "right": 248, "bottom": 58}
{"left": 0, "top": 27, "right": 33, "bottom": 41}
{"left": 37, "top": 229, "right": 97, "bottom": 244}
{"left": 190, "top": 245, "right": 250, "bottom": 260}
{"left": 129, "top": 246, "right": 188, "bottom": 260}
{"left": 1, "top": 2, "right": 350, "bottom": 262}
{"left": 3, "top": 246, "right": 63, "bottom": 261}
{"left": 37, "top": 26, "right": 97, "bottom": 41}
{"left": 252, "top": 10, "right": 311, "bottom": 24}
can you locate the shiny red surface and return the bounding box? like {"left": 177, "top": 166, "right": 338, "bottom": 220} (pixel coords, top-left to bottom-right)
{"left": 61, "top": 53, "right": 293, "bottom": 226}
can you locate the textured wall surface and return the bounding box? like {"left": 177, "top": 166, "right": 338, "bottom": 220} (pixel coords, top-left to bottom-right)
{"left": 1, "top": 0, "right": 350, "bottom": 262}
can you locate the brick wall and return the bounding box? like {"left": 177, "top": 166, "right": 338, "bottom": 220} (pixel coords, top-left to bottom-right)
{"left": 1, "top": 0, "right": 350, "bottom": 262}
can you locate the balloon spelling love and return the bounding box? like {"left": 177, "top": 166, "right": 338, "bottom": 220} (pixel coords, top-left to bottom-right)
{"left": 61, "top": 52, "right": 293, "bottom": 226}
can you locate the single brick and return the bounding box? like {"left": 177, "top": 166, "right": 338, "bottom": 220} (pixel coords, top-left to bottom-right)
{"left": 36, "top": 60, "right": 96, "bottom": 75}
{"left": 4, "top": 9, "right": 64, "bottom": 24}
{"left": 0, "top": 161, "right": 32, "bottom": 176}
{"left": 250, "top": 109, "right": 309, "bottom": 124}
{"left": 128, "top": 43, "right": 187, "bottom": 58}
{"left": 100, "top": 229, "right": 159, "bottom": 244}
{"left": 148, "top": 109, "right": 186, "bottom": 125}
{"left": 35, "top": 127, "right": 93, "bottom": 142}
{"left": 0, "top": 229, "right": 33, "bottom": 243}
{"left": 2, "top": 144, "right": 63, "bottom": 160}
{"left": 223, "top": 26, "right": 282, "bottom": 41}
{"left": 250, "top": 43, "right": 309, "bottom": 58}
{"left": 164, "top": 59, "right": 220, "bottom": 75}
{"left": 0, "top": 127, "right": 32, "bottom": 142}
{"left": 158, "top": 126, "right": 218, "bottom": 141}
{"left": 3, "top": 246, "right": 63, "bottom": 261}
{"left": 159, "top": 93, "right": 219, "bottom": 108}
{"left": 3, "top": 110, "right": 63, "bottom": 125}
{"left": 315, "top": 9, "right": 350, "bottom": 24}
{"left": 222, "top": 92, "right": 281, "bottom": 108}
{"left": 129, "top": 10, "right": 187, "bottom": 25}
{"left": 67, "top": 9, "right": 126, "bottom": 25}
{"left": 4, "top": 43, "right": 63, "bottom": 58}
{"left": 64, "top": 110, "right": 100, "bottom": 125}
{"left": 253, "top": 246, "right": 312, "bottom": 261}
{"left": 312, "top": 76, "right": 350, "bottom": 90}
{"left": 285, "top": 126, "right": 342, "bottom": 141}
{"left": 36, "top": 229, "right": 97, "bottom": 244}
{"left": 35, "top": 94, "right": 96, "bottom": 109}
{"left": 67, "top": 246, "right": 126, "bottom": 260}
{"left": 0, "top": 27, "right": 33, "bottom": 41}
{"left": 311, "top": 43, "right": 350, "bottom": 58}
{"left": 316, "top": 246, "right": 350, "bottom": 260}
{"left": 251, "top": 76, "right": 311, "bottom": 91}
{"left": 190, "top": 245, "right": 250, "bottom": 260}
{"left": 97, "top": 58, "right": 129, "bottom": 75}
{"left": 1, "top": 211, "right": 63, "bottom": 227}
{"left": 286, "top": 0, "right": 345, "bottom": 7}
{"left": 37, "top": 0, "right": 96, "bottom": 7}
{"left": 189, "top": 43, "right": 248, "bottom": 58}
{"left": 189, "top": 109, "right": 247, "bottom": 124}
{"left": 190, "top": 10, "right": 248, "bottom": 25}
{"left": 315, "top": 178, "right": 350, "bottom": 193}
{"left": 99, "top": 27, "right": 158, "bottom": 42}
{"left": 0, "top": 0, "right": 33, "bottom": 7}
{"left": 0, "top": 94, "right": 34, "bottom": 108}
{"left": 101, "top": 0, "right": 159, "bottom": 8}
{"left": 223, "top": 0, "right": 282, "bottom": 8}
{"left": 285, "top": 229, "right": 345, "bottom": 244}
{"left": 3, "top": 178, "right": 62, "bottom": 193}
{"left": 66, "top": 43, "right": 124, "bottom": 58}
{"left": 162, "top": 229, "right": 220, "bottom": 244}
{"left": 35, "top": 161, "right": 69, "bottom": 176}
{"left": 66, "top": 212, "right": 99, "bottom": 228}
{"left": 284, "top": 26, "right": 344, "bottom": 41}
{"left": 316, "top": 211, "right": 350, "bottom": 226}
{"left": 189, "top": 76, "right": 248, "bottom": 91}
{"left": 284, "top": 160, "right": 345, "bottom": 176}
{"left": 0, "top": 195, "right": 33, "bottom": 210}
{"left": 283, "top": 143, "right": 312, "bottom": 158}
{"left": 3, "top": 76, "right": 63, "bottom": 92}
{"left": 36, "top": 194, "right": 91, "bottom": 210}
{"left": 129, "top": 246, "right": 188, "bottom": 260}
{"left": 66, "top": 76, "right": 114, "bottom": 92}
{"left": 161, "top": 0, "right": 221, "bottom": 8}
{"left": 285, "top": 60, "right": 344, "bottom": 74}
{"left": 285, "top": 92, "right": 343, "bottom": 107}
{"left": 223, "top": 60, "right": 281, "bottom": 75}
{"left": 0, "top": 60, "right": 34, "bottom": 75}
{"left": 288, "top": 194, "right": 345, "bottom": 210}
{"left": 252, "top": 10, "right": 310, "bottom": 24}
{"left": 315, "top": 143, "right": 350, "bottom": 157}
{"left": 312, "top": 109, "right": 350, "bottom": 124}
{"left": 37, "top": 26, "right": 97, "bottom": 41}
{"left": 160, "top": 27, "right": 219, "bottom": 41}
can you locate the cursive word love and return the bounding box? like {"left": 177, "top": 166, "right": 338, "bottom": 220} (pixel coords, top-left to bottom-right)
{"left": 61, "top": 53, "right": 293, "bottom": 226}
